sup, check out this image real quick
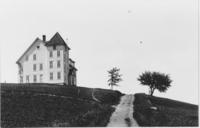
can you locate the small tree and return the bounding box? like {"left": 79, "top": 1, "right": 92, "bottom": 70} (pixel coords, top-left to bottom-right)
{"left": 108, "top": 67, "right": 122, "bottom": 90}
{"left": 137, "top": 71, "right": 172, "bottom": 96}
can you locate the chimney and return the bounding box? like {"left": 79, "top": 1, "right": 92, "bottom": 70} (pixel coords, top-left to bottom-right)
{"left": 42, "top": 35, "right": 46, "bottom": 42}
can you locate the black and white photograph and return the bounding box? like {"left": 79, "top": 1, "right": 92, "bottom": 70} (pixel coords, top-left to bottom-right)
{"left": 0, "top": 0, "right": 199, "bottom": 127}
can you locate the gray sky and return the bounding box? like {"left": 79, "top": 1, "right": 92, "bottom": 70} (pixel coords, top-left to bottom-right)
{"left": 0, "top": 0, "right": 198, "bottom": 104}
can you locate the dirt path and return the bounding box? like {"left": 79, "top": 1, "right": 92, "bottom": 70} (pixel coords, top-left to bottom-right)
{"left": 107, "top": 94, "right": 139, "bottom": 127}
{"left": 92, "top": 88, "right": 101, "bottom": 102}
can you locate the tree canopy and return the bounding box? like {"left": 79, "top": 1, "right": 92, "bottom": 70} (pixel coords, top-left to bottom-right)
{"left": 137, "top": 71, "right": 172, "bottom": 96}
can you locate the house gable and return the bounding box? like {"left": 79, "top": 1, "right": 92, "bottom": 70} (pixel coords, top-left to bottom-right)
{"left": 16, "top": 38, "right": 45, "bottom": 64}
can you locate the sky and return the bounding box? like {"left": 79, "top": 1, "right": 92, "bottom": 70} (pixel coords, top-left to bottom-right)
{"left": 0, "top": 0, "right": 198, "bottom": 104}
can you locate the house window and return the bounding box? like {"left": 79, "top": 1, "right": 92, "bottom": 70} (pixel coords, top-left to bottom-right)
{"left": 40, "top": 63, "right": 43, "bottom": 70}
{"left": 53, "top": 45, "right": 56, "bottom": 50}
{"left": 33, "top": 75, "right": 37, "bottom": 82}
{"left": 49, "top": 51, "right": 53, "bottom": 57}
{"left": 49, "top": 61, "right": 53, "bottom": 68}
{"left": 26, "top": 56, "right": 29, "bottom": 61}
{"left": 33, "top": 64, "right": 36, "bottom": 71}
{"left": 26, "top": 75, "right": 29, "bottom": 83}
{"left": 50, "top": 72, "right": 53, "bottom": 80}
{"left": 20, "top": 76, "right": 23, "bottom": 83}
{"left": 40, "top": 74, "right": 43, "bottom": 82}
{"left": 57, "top": 72, "right": 61, "bottom": 79}
{"left": 19, "top": 66, "right": 23, "bottom": 74}
{"left": 33, "top": 54, "right": 36, "bottom": 60}
{"left": 57, "top": 50, "right": 60, "bottom": 57}
{"left": 57, "top": 60, "right": 61, "bottom": 68}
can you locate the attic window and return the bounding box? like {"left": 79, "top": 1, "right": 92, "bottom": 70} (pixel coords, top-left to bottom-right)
{"left": 53, "top": 45, "right": 56, "bottom": 50}
{"left": 37, "top": 46, "right": 40, "bottom": 49}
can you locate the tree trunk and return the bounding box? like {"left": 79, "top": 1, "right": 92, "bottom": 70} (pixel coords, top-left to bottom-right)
{"left": 150, "top": 91, "right": 153, "bottom": 96}
{"left": 150, "top": 87, "right": 155, "bottom": 96}
{"left": 111, "top": 85, "right": 113, "bottom": 90}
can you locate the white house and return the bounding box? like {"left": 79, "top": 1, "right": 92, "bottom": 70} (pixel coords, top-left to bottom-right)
{"left": 16, "top": 32, "right": 77, "bottom": 85}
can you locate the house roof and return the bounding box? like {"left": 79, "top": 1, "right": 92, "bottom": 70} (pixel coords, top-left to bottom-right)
{"left": 69, "top": 58, "right": 75, "bottom": 63}
{"left": 16, "top": 32, "right": 71, "bottom": 64}
{"left": 16, "top": 37, "right": 42, "bottom": 64}
{"left": 45, "top": 32, "right": 70, "bottom": 50}
{"left": 69, "top": 58, "right": 77, "bottom": 70}
{"left": 69, "top": 64, "right": 78, "bottom": 71}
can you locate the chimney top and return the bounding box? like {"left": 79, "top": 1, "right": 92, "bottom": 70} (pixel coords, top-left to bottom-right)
{"left": 42, "top": 35, "right": 46, "bottom": 42}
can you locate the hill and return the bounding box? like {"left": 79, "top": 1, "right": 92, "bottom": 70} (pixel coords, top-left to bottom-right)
{"left": 1, "top": 83, "right": 123, "bottom": 127}
{"left": 133, "top": 93, "right": 198, "bottom": 126}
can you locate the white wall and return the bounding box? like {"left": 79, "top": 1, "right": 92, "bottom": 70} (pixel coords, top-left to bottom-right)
{"left": 20, "top": 40, "right": 48, "bottom": 83}
{"left": 18, "top": 38, "right": 76, "bottom": 85}
{"left": 46, "top": 45, "right": 65, "bottom": 84}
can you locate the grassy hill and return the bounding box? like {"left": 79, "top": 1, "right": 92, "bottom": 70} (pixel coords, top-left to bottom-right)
{"left": 2, "top": 83, "right": 198, "bottom": 127}
{"left": 1, "top": 83, "right": 123, "bottom": 127}
{"left": 133, "top": 93, "right": 198, "bottom": 126}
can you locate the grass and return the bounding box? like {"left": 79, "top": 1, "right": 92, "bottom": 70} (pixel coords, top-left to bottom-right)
{"left": 1, "top": 83, "right": 122, "bottom": 127}
{"left": 133, "top": 93, "right": 198, "bottom": 126}
{"left": 1, "top": 83, "right": 122, "bottom": 104}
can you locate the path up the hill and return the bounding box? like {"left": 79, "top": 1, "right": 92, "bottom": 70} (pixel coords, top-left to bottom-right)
{"left": 107, "top": 94, "right": 139, "bottom": 127}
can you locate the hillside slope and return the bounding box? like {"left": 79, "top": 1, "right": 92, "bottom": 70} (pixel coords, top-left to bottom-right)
{"left": 1, "top": 83, "right": 123, "bottom": 127}
{"left": 133, "top": 93, "right": 198, "bottom": 126}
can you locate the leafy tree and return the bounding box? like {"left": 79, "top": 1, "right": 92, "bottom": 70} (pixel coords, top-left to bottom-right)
{"left": 108, "top": 67, "right": 122, "bottom": 90}
{"left": 137, "top": 71, "right": 172, "bottom": 96}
